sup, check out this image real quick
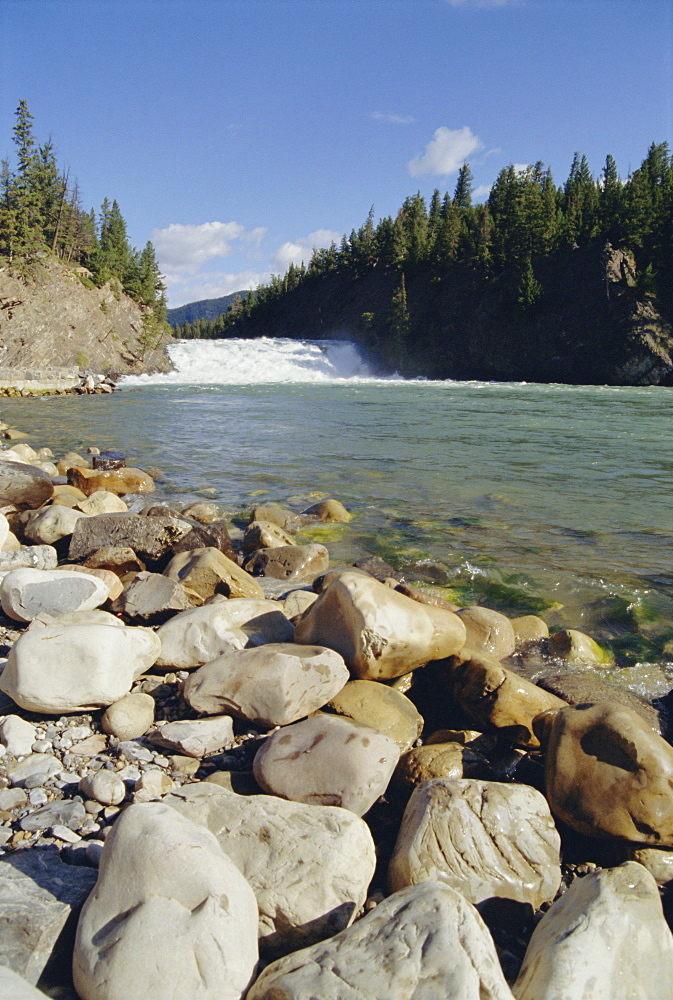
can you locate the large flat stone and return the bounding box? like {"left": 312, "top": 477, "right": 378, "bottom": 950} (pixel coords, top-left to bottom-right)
{"left": 68, "top": 512, "right": 192, "bottom": 563}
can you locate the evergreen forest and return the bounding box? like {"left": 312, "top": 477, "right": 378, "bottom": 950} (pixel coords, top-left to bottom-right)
{"left": 0, "top": 101, "right": 167, "bottom": 323}
{"left": 174, "top": 144, "right": 673, "bottom": 380}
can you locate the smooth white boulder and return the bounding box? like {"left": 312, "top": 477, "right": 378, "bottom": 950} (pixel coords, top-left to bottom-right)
{"left": 73, "top": 802, "right": 259, "bottom": 1000}
{"left": 0, "top": 621, "right": 161, "bottom": 713}
{"left": 22, "top": 506, "right": 90, "bottom": 545}
{"left": 294, "top": 571, "right": 466, "bottom": 679}
{"left": 253, "top": 713, "right": 400, "bottom": 815}
{"left": 165, "top": 782, "right": 376, "bottom": 955}
{"left": 0, "top": 512, "right": 9, "bottom": 551}
{"left": 155, "top": 597, "right": 293, "bottom": 669}
{"left": 183, "top": 643, "right": 349, "bottom": 726}
{"left": 1, "top": 568, "right": 109, "bottom": 622}
{"left": 247, "top": 881, "right": 515, "bottom": 1000}
{"left": 0, "top": 965, "right": 51, "bottom": 999}
{"left": 514, "top": 862, "right": 673, "bottom": 1000}
{"left": 389, "top": 778, "right": 561, "bottom": 908}
{"left": 0, "top": 715, "right": 37, "bottom": 757}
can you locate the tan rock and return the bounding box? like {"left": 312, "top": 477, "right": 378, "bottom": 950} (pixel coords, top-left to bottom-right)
{"left": 392, "top": 742, "right": 490, "bottom": 795}
{"left": 511, "top": 615, "right": 549, "bottom": 644}
{"left": 83, "top": 545, "right": 145, "bottom": 577}
{"left": 56, "top": 451, "right": 89, "bottom": 475}
{"left": 52, "top": 484, "right": 87, "bottom": 500}
{"left": 547, "top": 627, "right": 613, "bottom": 665}
{"left": 164, "top": 546, "right": 264, "bottom": 600}
{"left": 326, "top": 679, "right": 423, "bottom": 752}
{"left": 389, "top": 778, "right": 561, "bottom": 908}
{"left": 541, "top": 702, "right": 673, "bottom": 845}
{"left": 251, "top": 506, "right": 308, "bottom": 532}
{"left": 448, "top": 651, "right": 565, "bottom": 747}
{"left": 243, "top": 520, "right": 295, "bottom": 553}
{"left": 301, "top": 498, "right": 352, "bottom": 523}
{"left": 457, "top": 606, "right": 516, "bottom": 660}
{"left": 67, "top": 466, "right": 155, "bottom": 497}
{"left": 75, "top": 490, "right": 128, "bottom": 515}
{"left": 295, "top": 571, "right": 466, "bottom": 680}
{"left": 626, "top": 845, "right": 673, "bottom": 884}
{"left": 101, "top": 692, "right": 156, "bottom": 740}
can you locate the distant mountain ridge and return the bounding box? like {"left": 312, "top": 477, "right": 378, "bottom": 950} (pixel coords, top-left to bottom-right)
{"left": 167, "top": 292, "right": 245, "bottom": 328}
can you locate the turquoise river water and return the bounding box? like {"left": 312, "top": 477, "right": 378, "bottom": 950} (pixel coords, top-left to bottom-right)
{"left": 1, "top": 338, "right": 671, "bottom": 690}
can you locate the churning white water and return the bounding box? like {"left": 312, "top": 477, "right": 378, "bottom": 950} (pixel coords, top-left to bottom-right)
{"left": 122, "top": 338, "right": 375, "bottom": 385}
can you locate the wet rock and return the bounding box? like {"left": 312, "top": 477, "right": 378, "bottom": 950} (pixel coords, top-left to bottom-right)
{"left": 247, "top": 881, "right": 515, "bottom": 1000}
{"left": 537, "top": 671, "right": 665, "bottom": 735}
{"left": 514, "top": 862, "right": 673, "bottom": 1000}
{"left": 540, "top": 702, "right": 673, "bottom": 844}
{"left": 101, "top": 692, "right": 156, "bottom": 740}
{"left": 251, "top": 506, "right": 308, "bottom": 532}
{"left": 295, "top": 571, "right": 467, "bottom": 681}
{"left": 73, "top": 802, "right": 259, "bottom": 1000}
{"left": 457, "top": 606, "right": 516, "bottom": 660}
{"left": 155, "top": 597, "right": 292, "bottom": 669}
{"left": 0, "top": 847, "right": 97, "bottom": 985}
{"left": 68, "top": 512, "right": 191, "bottom": 563}
{"left": 392, "top": 742, "right": 491, "bottom": 796}
{"left": 0, "top": 621, "right": 160, "bottom": 713}
{"left": 301, "top": 498, "right": 352, "bottom": 523}
{"left": 0, "top": 461, "right": 54, "bottom": 510}
{"left": 447, "top": 651, "right": 565, "bottom": 747}
{"left": 394, "top": 581, "right": 459, "bottom": 610}
{"left": 169, "top": 519, "right": 238, "bottom": 562}
{"left": 389, "top": 778, "right": 561, "bottom": 908}
{"left": 547, "top": 627, "right": 613, "bottom": 665}
{"left": 0, "top": 568, "right": 109, "bottom": 622}
{"left": 243, "top": 520, "right": 295, "bottom": 553}
{"left": 66, "top": 466, "right": 155, "bottom": 497}
{"left": 325, "top": 679, "right": 423, "bottom": 752}
{"left": 511, "top": 615, "right": 550, "bottom": 645}
{"left": 244, "top": 543, "right": 330, "bottom": 582}
{"left": 165, "top": 782, "right": 376, "bottom": 956}
{"left": 253, "top": 713, "right": 399, "bottom": 815}
{"left": 163, "top": 546, "right": 265, "bottom": 600}
{"left": 184, "top": 644, "right": 349, "bottom": 727}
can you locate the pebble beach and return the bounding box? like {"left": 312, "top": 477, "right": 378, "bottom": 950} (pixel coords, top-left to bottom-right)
{"left": 0, "top": 417, "right": 672, "bottom": 1000}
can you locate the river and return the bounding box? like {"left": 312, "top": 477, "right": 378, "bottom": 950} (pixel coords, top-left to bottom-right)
{"left": 1, "top": 338, "right": 672, "bottom": 689}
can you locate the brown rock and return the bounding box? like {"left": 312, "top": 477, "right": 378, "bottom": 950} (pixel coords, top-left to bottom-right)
{"left": 69, "top": 512, "right": 191, "bottom": 563}
{"left": 243, "top": 520, "right": 295, "bottom": 554}
{"left": 251, "top": 506, "right": 308, "bottom": 532}
{"left": 511, "top": 614, "right": 550, "bottom": 645}
{"left": 244, "top": 543, "right": 329, "bottom": 582}
{"left": 447, "top": 650, "right": 565, "bottom": 747}
{"left": 301, "top": 498, "right": 352, "bottom": 523}
{"left": 67, "top": 466, "right": 155, "bottom": 497}
{"left": 542, "top": 702, "right": 673, "bottom": 844}
{"left": 83, "top": 546, "right": 146, "bottom": 577}
{"left": 0, "top": 461, "right": 54, "bottom": 509}
{"left": 394, "top": 582, "right": 459, "bottom": 611}
{"left": 538, "top": 672, "right": 665, "bottom": 736}
{"left": 169, "top": 520, "right": 238, "bottom": 563}
{"left": 392, "top": 742, "right": 490, "bottom": 796}
{"left": 110, "top": 571, "right": 196, "bottom": 622}
{"left": 326, "top": 679, "right": 423, "bottom": 752}
{"left": 456, "top": 606, "right": 516, "bottom": 660}
{"left": 163, "top": 546, "right": 265, "bottom": 600}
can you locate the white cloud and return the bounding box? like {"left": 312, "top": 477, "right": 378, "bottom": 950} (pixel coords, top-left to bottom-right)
{"left": 152, "top": 221, "right": 268, "bottom": 276}
{"left": 408, "top": 126, "right": 484, "bottom": 177}
{"left": 472, "top": 184, "right": 492, "bottom": 200}
{"left": 166, "top": 269, "right": 267, "bottom": 307}
{"left": 371, "top": 111, "right": 415, "bottom": 124}
{"left": 270, "top": 228, "right": 341, "bottom": 271}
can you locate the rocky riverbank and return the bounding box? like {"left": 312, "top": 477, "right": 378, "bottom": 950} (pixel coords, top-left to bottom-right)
{"left": 0, "top": 421, "right": 672, "bottom": 999}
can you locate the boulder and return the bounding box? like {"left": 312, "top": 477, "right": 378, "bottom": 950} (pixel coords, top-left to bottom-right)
{"left": 538, "top": 672, "right": 665, "bottom": 735}
{"left": 165, "top": 782, "right": 376, "bottom": 955}
{"left": 75, "top": 490, "right": 128, "bottom": 515}
{"left": 243, "top": 519, "right": 295, "bottom": 553}
{"left": 540, "top": 702, "right": 673, "bottom": 844}
{"left": 0, "top": 715, "right": 37, "bottom": 757}
{"left": 513, "top": 862, "right": 673, "bottom": 1000}
{"left": 295, "top": 571, "right": 467, "bottom": 680}
{"left": 511, "top": 615, "right": 550, "bottom": 645}
{"left": 169, "top": 519, "right": 238, "bottom": 562}
{"left": 147, "top": 716, "right": 235, "bottom": 758}
{"left": 392, "top": 742, "right": 490, "bottom": 796}
{"left": 0, "top": 545, "right": 58, "bottom": 572}
{"left": 101, "top": 692, "right": 156, "bottom": 740}
{"left": 66, "top": 465, "right": 155, "bottom": 496}
{"left": 184, "top": 644, "right": 349, "bottom": 727}
{"left": 155, "top": 597, "right": 292, "bottom": 669}
{"left": 0, "top": 965, "right": 52, "bottom": 999}
{"left": 301, "top": 498, "right": 352, "bottom": 522}
{"left": 325, "top": 679, "right": 423, "bottom": 751}
{"left": 73, "top": 802, "right": 259, "bottom": 1000}
{"left": 68, "top": 512, "right": 192, "bottom": 563}
{"left": 247, "top": 881, "right": 515, "bottom": 1000}
{"left": 253, "top": 713, "right": 399, "bottom": 815}
{"left": 0, "top": 567, "right": 110, "bottom": 622}
{"left": 58, "top": 564, "right": 124, "bottom": 600}
{"left": 0, "top": 461, "right": 53, "bottom": 509}
{"left": 20, "top": 505, "right": 90, "bottom": 545}
{"left": 457, "top": 606, "right": 516, "bottom": 660}
{"left": 110, "top": 570, "right": 195, "bottom": 622}
{"left": 0, "top": 621, "right": 160, "bottom": 713}
{"left": 0, "top": 847, "right": 97, "bottom": 985}
{"left": 163, "top": 547, "right": 265, "bottom": 600}
{"left": 244, "top": 543, "right": 330, "bottom": 582}
{"left": 447, "top": 651, "right": 565, "bottom": 746}
{"left": 389, "top": 778, "right": 561, "bottom": 908}
{"left": 547, "top": 627, "right": 613, "bottom": 665}
{"left": 251, "top": 506, "right": 309, "bottom": 532}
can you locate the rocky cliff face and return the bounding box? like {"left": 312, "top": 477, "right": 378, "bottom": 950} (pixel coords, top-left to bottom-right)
{"left": 0, "top": 257, "right": 173, "bottom": 376}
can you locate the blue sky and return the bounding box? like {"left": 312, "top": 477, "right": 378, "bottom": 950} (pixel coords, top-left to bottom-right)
{"left": 1, "top": 0, "right": 671, "bottom": 306}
